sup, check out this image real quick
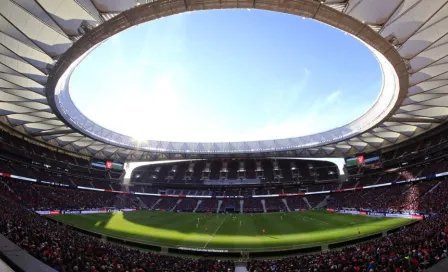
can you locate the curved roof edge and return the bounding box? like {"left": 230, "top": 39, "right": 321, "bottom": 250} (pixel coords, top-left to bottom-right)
{"left": 46, "top": 0, "right": 408, "bottom": 155}
{"left": 6, "top": 0, "right": 448, "bottom": 161}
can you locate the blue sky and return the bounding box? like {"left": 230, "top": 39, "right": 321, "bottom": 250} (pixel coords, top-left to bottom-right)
{"left": 70, "top": 9, "right": 382, "bottom": 143}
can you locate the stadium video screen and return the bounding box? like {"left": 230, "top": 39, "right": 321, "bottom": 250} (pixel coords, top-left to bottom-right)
{"left": 364, "top": 156, "right": 380, "bottom": 164}
{"left": 346, "top": 155, "right": 382, "bottom": 168}
{"left": 91, "top": 161, "right": 124, "bottom": 170}
{"left": 345, "top": 155, "right": 365, "bottom": 166}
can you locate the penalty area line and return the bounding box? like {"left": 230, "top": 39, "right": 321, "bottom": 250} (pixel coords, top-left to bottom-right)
{"left": 204, "top": 214, "right": 229, "bottom": 248}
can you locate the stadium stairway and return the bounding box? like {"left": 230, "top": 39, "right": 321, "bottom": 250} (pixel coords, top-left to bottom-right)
{"left": 0, "top": 179, "right": 13, "bottom": 194}
{"left": 136, "top": 196, "right": 148, "bottom": 209}
{"left": 151, "top": 199, "right": 162, "bottom": 209}
{"left": 429, "top": 181, "right": 442, "bottom": 193}
{"left": 193, "top": 200, "right": 202, "bottom": 212}
{"left": 303, "top": 197, "right": 312, "bottom": 209}
{"left": 170, "top": 199, "right": 182, "bottom": 211}
{"left": 239, "top": 200, "right": 244, "bottom": 213}
{"left": 261, "top": 199, "right": 267, "bottom": 213}
{"left": 281, "top": 198, "right": 291, "bottom": 211}
{"left": 315, "top": 196, "right": 330, "bottom": 209}
{"left": 217, "top": 200, "right": 223, "bottom": 213}
{"left": 429, "top": 257, "right": 448, "bottom": 272}
{"left": 68, "top": 177, "right": 77, "bottom": 187}
{"left": 315, "top": 184, "right": 342, "bottom": 209}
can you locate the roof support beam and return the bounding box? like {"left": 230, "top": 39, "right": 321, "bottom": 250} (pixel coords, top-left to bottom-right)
{"left": 76, "top": 0, "right": 104, "bottom": 23}
{"left": 380, "top": 0, "right": 422, "bottom": 34}
{"left": 29, "top": 128, "right": 73, "bottom": 136}
{"left": 0, "top": 44, "right": 48, "bottom": 75}
{"left": 345, "top": 0, "right": 364, "bottom": 14}
{"left": 29, "top": 0, "right": 69, "bottom": 38}
{"left": 0, "top": 59, "right": 46, "bottom": 86}
{"left": 388, "top": 117, "right": 442, "bottom": 123}
{"left": 378, "top": 0, "right": 405, "bottom": 34}
{"left": 396, "top": 1, "right": 448, "bottom": 52}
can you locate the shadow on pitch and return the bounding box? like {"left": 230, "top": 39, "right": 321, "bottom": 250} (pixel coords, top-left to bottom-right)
{"left": 55, "top": 210, "right": 410, "bottom": 247}
{"left": 117, "top": 210, "right": 395, "bottom": 236}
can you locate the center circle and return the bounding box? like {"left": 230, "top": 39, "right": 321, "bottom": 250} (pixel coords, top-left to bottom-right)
{"left": 70, "top": 10, "right": 381, "bottom": 143}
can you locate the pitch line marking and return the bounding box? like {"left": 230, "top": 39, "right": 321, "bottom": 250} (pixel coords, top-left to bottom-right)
{"left": 301, "top": 215, "right": 337, "bottom": 227}
{"left": 204, "top": 214, "right": 229, "bottom": 248}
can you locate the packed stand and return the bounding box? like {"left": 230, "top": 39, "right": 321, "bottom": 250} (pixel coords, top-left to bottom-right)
{"left": 305, "top": 195, "right": 327, "bottom": 209}
{"left": 176, "top": 198, "right": 198, "bottom": 212}
{"left": 248, "top": 207, "right": 448, "bottom": 271}
{"left": 196, "top": 199, "right": 219, "bottom": 213}
{"left": 243, "top": 198, "right": 263, "bottom": 213}
{"left": 0, "top": 195, "right": 234, "bottom": 272}
{"left": 155, "top": 198, "right": 180, "bottom": 211}
{"left": 264, "top": 198, "right": 285, "bottom": 212}
{"left": 327, "top": 180, "right": 448, "bottom": 214}
{"left": 1, "top": 177, "right": 139, "bottom": 210}
{"left": 417, "top": 178, "right": 448, "bottom": 212}
{"left": 287, "top": 197, "right": 309, "bottom": 211}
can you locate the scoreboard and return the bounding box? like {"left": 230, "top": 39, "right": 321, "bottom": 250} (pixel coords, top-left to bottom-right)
{"left": 345, "top": 154, "right": 381, "bottom": 168}
{"left": 91, "top": 160, "right": 124, "bottom": 170}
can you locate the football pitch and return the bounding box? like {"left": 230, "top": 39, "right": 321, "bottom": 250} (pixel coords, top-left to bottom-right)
{"left": 52, "top": 210, "right": 413, "bottom": 251}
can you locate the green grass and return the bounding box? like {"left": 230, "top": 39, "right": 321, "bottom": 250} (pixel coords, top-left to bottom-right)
{"left": 51, "top": 210, "right": 413, "bottom": 251}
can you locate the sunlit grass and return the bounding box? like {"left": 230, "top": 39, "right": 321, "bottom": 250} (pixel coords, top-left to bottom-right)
{"left": 52, "top": 210, "right": 413, "bottom": 251}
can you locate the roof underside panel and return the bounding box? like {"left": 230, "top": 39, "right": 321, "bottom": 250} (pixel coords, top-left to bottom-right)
{"left": 0, "top": 63, "right": 44, "bottom": 93}
{"left": 0, "top": 32, "right": 53, "bottom": 72}
{"left": 0, "top": 54, "right": 47, "bottom": 84}
{"left": 92, "top": 0, "right": 136, "bottom": 13}
{"left": 346, "top": 0, "right": 402, "bottom": 25}
{"left": 0, "top": 0, "right": 73, "bottom": 57}
{"left": 36, "top": 0, "right": 99, "bottom": 37}
{"left": 0, "top": 15, "right": 42, "bottom": 52}
{"left": 0, "top": 0, "right": 446, "bottom": 159}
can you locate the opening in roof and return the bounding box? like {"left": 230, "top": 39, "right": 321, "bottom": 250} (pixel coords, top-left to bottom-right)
{"left": 70, "top": 9, "right": 382, "bottom": 143}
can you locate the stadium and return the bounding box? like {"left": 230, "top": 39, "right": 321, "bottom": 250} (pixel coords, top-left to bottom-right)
{"left": 0, "top": 0, "right": 448, "bottom": 271}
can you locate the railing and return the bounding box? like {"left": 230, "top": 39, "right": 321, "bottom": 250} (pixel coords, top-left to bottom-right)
{"left": 0, "top": 234, "right": 56, "bottom": 272}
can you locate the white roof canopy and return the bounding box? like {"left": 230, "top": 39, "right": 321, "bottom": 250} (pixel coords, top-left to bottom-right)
{"left": 0, "top": 0, "right": 446, "bottom": 160}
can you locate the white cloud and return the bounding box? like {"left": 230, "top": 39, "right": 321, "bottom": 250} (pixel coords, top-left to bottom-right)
{"left": 325, "top": 90, "right": 341, "bottom": 103}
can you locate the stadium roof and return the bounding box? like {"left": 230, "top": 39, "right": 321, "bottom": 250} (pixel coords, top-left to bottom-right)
{"left": 0, "top": 0, "right": 446, "bottom": 161}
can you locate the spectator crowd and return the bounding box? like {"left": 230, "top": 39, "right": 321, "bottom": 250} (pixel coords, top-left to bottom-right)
{"left": 1, "top": 174, "right": 448, "bottom": 271}
{"left": 248, "top": 208, "right": 448, "bottom": 271}
{"left": 0, "top": 193, "right": 234, "bottom": 272}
